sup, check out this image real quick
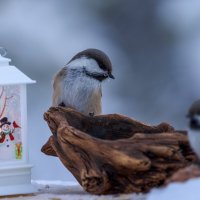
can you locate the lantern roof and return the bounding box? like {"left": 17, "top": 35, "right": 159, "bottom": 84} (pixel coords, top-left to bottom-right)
{"left": 0, "top": 53, "right": 36, "bottom": 85}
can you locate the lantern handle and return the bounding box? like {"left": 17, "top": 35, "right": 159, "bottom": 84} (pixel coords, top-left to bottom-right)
{"left": 0, "top": 47, "right": 7, "bottom": 57}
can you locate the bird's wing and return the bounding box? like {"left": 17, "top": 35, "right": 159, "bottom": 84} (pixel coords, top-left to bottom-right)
{"left": 100, "top": 86, "right": 102, "bottom": 97}
{"left": 52, "top": 67, "right": 67, "bottom": 106}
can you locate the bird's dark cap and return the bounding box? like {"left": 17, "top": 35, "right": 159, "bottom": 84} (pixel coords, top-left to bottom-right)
{"left": 68, "top": 48, "right": 113, "bottom": 73}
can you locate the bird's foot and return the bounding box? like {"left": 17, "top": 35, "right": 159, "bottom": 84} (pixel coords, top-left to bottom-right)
{"left": 58, "top": 102, "right": 66, "bottom": 107}
{"left": 89, "top": 112, "right": 94, "bottom": 117}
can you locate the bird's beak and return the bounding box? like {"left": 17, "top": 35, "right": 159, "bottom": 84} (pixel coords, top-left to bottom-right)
{"left": 108, "top": 73, "right": 115, "bottom": 79}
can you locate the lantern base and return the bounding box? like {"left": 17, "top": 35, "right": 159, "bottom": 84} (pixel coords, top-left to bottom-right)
{"left": 0, "top": 164, "right": 37, "bottom": 196}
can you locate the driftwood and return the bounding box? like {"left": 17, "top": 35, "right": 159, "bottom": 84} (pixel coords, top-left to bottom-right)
{"left": 165, "top": 164, "right": 200, "bottom": 184}
{"left": 41, "top": 107, "right": 197, "bottom": 194}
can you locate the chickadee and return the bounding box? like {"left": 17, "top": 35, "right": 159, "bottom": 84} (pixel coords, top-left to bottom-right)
{"left": 187, "top": 100, "right": 200, "bottom": 159}
{"left": 52, "top": 48, "right": 115, "bottom": 116}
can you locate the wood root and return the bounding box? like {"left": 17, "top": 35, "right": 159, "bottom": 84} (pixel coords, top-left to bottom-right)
{"left": 41, "top": 107, "right": 197, "bottom": 194}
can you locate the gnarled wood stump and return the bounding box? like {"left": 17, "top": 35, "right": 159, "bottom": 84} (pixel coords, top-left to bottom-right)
{"left": 165, "top": 164, "right": 200, "bottom": 184}
{"left": 41, "top": 107, "right": 197, "bottom": 194}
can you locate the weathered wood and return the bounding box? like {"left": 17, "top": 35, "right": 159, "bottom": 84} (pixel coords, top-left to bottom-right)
{"left": 41, "top": 107, "right": 197, "bottom": 194}
{"left": 165, "top": 164, "right": 200, "bottom": 184}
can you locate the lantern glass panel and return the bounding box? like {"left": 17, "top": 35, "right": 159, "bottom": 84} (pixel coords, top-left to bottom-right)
{"left": 0, "top": 85, "right": 23, "bottom": 162}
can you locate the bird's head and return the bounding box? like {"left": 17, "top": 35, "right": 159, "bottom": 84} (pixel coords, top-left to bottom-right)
{"left": 67, "top": 48, "right": 115, "bottom": 82}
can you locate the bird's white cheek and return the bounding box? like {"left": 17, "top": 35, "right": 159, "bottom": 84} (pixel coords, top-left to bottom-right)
{"left": 68, "top": 57, "right": 105, "bottom": 74}
{"left": 188, "top": 130, "right": 200, "bottom": 158}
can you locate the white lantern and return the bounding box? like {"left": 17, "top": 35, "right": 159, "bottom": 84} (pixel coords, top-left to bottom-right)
{"left": 0, "top": 48, "right": 36, "bottom": 196}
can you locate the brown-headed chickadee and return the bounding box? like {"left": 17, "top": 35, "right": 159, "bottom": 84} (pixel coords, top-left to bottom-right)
{"left": 187, "top": 100, "right": 200, "bottom": 159}
{"left": 52, "top": 48, "right": 115, "bottom": 116}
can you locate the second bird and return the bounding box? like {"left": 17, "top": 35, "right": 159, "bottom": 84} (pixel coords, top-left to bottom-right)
{"left": 52, "top": 48, "right": 115, "bottom": 116}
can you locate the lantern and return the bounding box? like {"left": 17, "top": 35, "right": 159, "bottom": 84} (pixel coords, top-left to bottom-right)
{"left": 0, "top": 48, "right": 36, "bottom": 196}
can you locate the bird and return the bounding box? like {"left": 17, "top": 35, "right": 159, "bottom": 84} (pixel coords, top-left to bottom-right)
{"left": 52, "top": 48, "right": 115, "bottom": 116}
{"left": 187, "top": 100, "right": 200, "bottom": 159}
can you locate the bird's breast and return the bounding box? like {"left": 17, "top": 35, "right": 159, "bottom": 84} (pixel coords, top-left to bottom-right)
{"left": 62, "top": 76, "right": 102, "bottom": 115}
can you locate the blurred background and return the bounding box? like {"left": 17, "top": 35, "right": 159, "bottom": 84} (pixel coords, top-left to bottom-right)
{"left": 0, "top": 0, "right": 200, "bottom": 182}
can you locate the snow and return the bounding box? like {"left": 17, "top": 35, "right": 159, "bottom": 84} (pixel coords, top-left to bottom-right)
{"left": 31, "top": 180, "right": 79, "bottom": 187}
{"left": 3, "top": 178, "right": 200, "bottom": 200}
{"left": 0, "top": 65, "right": 35, "bottom": 85}
{"left": 1, "top": 193, "right": 146, "bottom": 200}
{"left": 147, "top": 177, "right": 200, "bottom": 200}
{"left": 0, "top": 180, "right": 147, "bottom": 200}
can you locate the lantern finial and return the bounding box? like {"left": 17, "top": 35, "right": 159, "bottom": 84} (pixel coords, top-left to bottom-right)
{"left": 0, "top": 47, "right": 7, "bottom": 57}
{"left": 0, "top": 47, "right": 11, "bottom": 66}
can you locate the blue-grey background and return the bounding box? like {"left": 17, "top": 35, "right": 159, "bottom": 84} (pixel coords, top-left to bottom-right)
{"left": 0, "top": 0, "right": 200, "bottom": 181}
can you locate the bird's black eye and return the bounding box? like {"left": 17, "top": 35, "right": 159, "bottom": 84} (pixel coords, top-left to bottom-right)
{"left": 103, "top": 73, "right": 108, "bottom": 77}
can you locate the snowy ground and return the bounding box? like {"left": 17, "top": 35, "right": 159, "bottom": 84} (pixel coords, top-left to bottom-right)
{"left": 147, "top": 177, "right": 200, "bottom": 200}
{"left": 1, "top": 178, "right": 200, "bottom": 200}
{"left": 0, "top": 180, "right": 146, "bottom": 200}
